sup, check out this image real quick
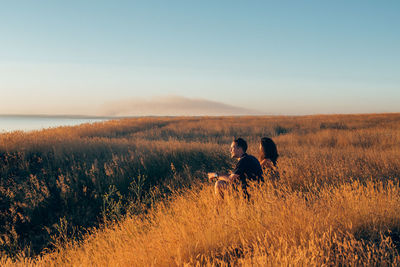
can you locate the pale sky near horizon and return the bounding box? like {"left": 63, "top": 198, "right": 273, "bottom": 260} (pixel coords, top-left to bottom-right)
{"left": 0, "top": 1, "right": 399, "bottom": 116}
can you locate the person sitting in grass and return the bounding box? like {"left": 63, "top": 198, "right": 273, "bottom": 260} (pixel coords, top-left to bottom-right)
{"left": 208, "top": 138, "right": 263, "bottom": 199}
{"left": 259, "top": 137, "right": 280, "bottom": 183}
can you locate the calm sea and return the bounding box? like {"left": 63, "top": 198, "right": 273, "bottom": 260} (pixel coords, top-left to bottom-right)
{"left": 0, "top": 115, "right": 111, "bottom": 133}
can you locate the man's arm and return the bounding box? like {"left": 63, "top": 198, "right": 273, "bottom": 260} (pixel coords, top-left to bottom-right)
{"left": 208, "top": 172, "right": 239, "bottom": 183}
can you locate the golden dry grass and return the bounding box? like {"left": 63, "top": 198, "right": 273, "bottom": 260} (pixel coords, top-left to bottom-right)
{"left": 5, "top": 180, "right": 399, "bottom": 266}
{"left": 1, "top": 113, "right": 400, "bottom": 265}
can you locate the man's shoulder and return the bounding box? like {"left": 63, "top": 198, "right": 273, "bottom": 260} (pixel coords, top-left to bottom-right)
{"left": 242, "top": 153, "right": 259, "bottom": 162}
{"left": 239, "top": 154, "right": 261, "bottom": 166}
{"left": 235, "top": 153, "right": 263, "bottom": 179}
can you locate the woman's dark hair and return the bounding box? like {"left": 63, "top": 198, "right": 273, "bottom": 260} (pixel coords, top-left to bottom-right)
{"left": 260, "top": 137, "right": 279, "bottom": 166}
{"left": 234, "top": 138, "right": 247, "bottom": 152}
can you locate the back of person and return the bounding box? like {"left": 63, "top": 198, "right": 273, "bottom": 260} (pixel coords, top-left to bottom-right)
{"left": 234, "top": 153, "right": 263, "bottom": 196}
{"left": 259, "top": 137, "right": 280, "bottom": 183}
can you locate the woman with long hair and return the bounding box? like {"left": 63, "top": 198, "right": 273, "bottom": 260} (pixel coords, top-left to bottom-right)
{"left": 259, "top": 137, "right": 279, "bottom": 182}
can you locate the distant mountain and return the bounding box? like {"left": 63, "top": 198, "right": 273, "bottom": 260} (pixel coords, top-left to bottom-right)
{"left": 99, "top": 95, "right": 263, "bottom": 116}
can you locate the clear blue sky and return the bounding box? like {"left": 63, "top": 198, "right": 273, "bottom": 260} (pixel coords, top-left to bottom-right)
{"left": 0, "top": 0, "right": 399, "bottom": 115}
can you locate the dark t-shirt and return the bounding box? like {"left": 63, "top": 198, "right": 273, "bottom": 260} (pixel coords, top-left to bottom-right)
{"left": 233, "top": 153, "right": 263, "bottom": 191}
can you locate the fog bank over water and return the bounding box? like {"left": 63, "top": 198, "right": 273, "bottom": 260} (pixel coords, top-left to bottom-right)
{"left": 0, "top": 96, "right": 263, "bottom": 117}
{"left": 99, "top": 96, "right": 262, "bottom": 116}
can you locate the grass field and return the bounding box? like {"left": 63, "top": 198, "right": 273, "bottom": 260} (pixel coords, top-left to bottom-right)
{"left": 1, "top": 113, "right": 400, "bottom": 265}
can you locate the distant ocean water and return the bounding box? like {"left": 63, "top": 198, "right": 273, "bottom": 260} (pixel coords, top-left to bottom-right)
{"left": 0, "top": 115, "right": 110, "bottom": 133}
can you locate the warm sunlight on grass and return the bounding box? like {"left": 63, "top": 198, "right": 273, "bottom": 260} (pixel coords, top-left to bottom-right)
{"left": 1, "top": 114, "right": 399, "bottom": 265}
{"left": 6, "top": 181, "right": 400, "bottom": 266}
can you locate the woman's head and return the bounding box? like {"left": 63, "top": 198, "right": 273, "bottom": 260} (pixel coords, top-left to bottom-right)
{"left": 259, "top": 137, "right": 279, "bottom": 166}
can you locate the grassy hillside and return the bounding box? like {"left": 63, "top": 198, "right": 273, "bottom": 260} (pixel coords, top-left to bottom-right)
{"left": 1, "top": 114, "right": 400, "bottom": 265}
{"left": 16, "top": 180, "right": 400, "bottom": 266}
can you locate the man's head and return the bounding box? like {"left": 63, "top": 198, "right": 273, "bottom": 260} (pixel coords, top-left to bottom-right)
{"left": 230, "top": 138, "right": 247, "bottom": 159}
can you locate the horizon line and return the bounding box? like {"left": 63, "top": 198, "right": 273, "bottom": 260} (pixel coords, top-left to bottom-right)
{"left": 1, "top": 112, "right": 399, "bottom": 118}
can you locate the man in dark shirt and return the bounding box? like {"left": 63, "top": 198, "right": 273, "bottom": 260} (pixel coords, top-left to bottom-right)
{"left": 208, "top": 138, "right": 263, "bottom": 198}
